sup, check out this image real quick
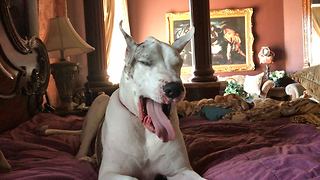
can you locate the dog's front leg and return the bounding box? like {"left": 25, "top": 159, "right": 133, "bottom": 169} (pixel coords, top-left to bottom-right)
{"left": 76, "top": 94, "right": 110, "bottom": 161}
{"left": 168, "top": 169, "right": 206, "bottom": 180}
{"left": 99, "top": 171, "right": 138, "bottom": 180}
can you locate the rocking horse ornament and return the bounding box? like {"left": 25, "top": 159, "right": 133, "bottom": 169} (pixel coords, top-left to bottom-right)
{"left": 258, "top": 46, "right": 275, "bottom": 79}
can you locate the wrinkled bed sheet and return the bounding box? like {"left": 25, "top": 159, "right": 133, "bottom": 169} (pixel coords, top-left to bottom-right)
{"left": 1, "top": 113, "right": 320, "bottom": 180}
{"left": 0, "top": 113, "right": 98, "bottom": 180}
{"left": 181, "top": 116, "right": 320, "bottom": 180}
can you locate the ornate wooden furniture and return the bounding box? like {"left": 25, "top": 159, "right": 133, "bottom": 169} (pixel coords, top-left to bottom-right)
{"left": 0, "top": 0, "right": 50, "bottom": 133}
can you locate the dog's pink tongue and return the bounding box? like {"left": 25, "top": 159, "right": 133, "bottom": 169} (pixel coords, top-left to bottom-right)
{"left": 146, "top": 99, "right": 175, "bottom": 142}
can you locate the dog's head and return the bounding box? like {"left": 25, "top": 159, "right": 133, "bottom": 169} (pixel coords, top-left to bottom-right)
{"left": 119, "top": 21, "right": 194, "bottom": 142}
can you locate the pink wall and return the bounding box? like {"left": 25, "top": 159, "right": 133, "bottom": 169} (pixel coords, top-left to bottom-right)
{"left": 283, "top": 0, "right": 304, "bottom": 73}
{"left": 127, "top": 0, "right": 304, "bottom": 78}
{"left": 127, "top": 0, "right": 189, "bottom": 43}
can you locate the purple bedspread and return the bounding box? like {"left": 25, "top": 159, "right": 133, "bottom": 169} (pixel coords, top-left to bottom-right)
{"left": 1, "top": 113, "right": 320, "bottom": 180}
{"left": 0, "top": 113, "right": 98, "bottom": 180}
{"left": 180, "top": 116, "right": 320, "bottom": 180}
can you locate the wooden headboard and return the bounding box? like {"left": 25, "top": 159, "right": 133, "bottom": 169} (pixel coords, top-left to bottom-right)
{"left": 0, "top": 0, "right": 50, "bottom": 133}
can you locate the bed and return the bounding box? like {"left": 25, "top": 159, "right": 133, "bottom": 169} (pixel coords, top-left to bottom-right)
{"left": 1, "top": 98, "right": 320, "bottom": 180}
{"left": 2, "top": 1, "right": 320, "bottom": 180}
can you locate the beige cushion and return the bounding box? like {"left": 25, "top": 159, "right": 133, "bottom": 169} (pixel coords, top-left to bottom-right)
{"left": 243, "top": 72, "right": 265, "bottom": 95}
{"left": 285, "top": 83, "right": 306, "bottom": 98}
{"left": 217, "top": 75, "right": 245, "bottom": 85}
{"left": 288, "top": 65, "right": 320, "bottom": 101}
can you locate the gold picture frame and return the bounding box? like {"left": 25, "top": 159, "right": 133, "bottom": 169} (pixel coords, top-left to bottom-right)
{"left": 166, "top": 8, "right": 255, "bottom": 74}
{"left": 302, "top": 0, "right": 311, "bottom": 68}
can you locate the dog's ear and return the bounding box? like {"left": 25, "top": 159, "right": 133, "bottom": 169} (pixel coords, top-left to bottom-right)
{"left": 171, "top": 26, "right": 195, "bottom": 53}
{"left": 119, "top": 20, "right": 137, "bottom": 52}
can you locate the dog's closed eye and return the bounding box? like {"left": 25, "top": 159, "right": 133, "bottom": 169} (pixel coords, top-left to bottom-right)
{"left": 138, "top": 60, "right": 152, "bottom": 66}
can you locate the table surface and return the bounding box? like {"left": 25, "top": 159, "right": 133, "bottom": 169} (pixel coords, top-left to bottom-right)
{"left": 267, "top": 87, "right": 289, "bottom": 101}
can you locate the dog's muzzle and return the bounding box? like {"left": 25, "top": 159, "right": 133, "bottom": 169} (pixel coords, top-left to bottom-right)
{"left": 163, "top": 82, "right": 184, "bottom": 99}
{"left": 137, "top": 82, "right": 184, "bottom": 143}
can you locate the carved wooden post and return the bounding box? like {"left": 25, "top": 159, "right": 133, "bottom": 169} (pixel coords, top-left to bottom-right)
{"left": 83, "top": 0, "right": 112, "bottom": 87}
{"left": 189, "top": 0, "right": 216, "bottom": 82}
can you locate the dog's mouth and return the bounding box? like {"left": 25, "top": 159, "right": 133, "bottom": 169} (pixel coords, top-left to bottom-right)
{"left": 138, "top": 97, "right": 175, "bottom": 142}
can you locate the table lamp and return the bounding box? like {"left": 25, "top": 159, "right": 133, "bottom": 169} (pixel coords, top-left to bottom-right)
{"left": 44, "top": 16, "right": 94, "bottom": 110}
{"left": 258, "top": 46, "right": 275, "bottom": 80}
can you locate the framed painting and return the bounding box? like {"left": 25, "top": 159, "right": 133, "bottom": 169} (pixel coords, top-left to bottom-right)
{"left": 166, "top": 8, "right": 255, "bottom": 74}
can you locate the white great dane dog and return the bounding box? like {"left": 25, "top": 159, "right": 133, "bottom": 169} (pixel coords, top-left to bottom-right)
{"left": 70, "top": 21, "right": 205, "bottom": 180}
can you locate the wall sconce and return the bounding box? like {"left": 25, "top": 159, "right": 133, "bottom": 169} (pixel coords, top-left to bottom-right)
{"left": 258, "top": 46, "right": 275, "bottom": 80}
{"left": 44, "top": 16, "right": 94, "bottom": 110}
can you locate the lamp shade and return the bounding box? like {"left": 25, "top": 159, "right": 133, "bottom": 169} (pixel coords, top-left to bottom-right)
{"left": 258, "top": 46, "right": 275, "bottom": 64}
{"left": 44, "top": 17, "right": 95, "bottom": 58}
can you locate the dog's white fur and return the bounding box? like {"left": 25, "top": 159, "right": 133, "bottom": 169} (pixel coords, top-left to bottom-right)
{"left": 100, "top": 23, "right": 203, "bottom": 179}
{"left": 45, "top": 22, "right": 205, "bottom": 180}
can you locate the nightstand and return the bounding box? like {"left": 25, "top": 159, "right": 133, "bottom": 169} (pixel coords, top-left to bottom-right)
{"left": 53, "top": 108, "right": 88, "bottom": 117}
{"left": 267, "top": 87, "right": 290, "bottom": 101}
{"left": 184, "top": 81, "right": 227, "bottom": 101}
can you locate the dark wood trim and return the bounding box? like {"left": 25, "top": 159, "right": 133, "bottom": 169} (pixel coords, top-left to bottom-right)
{"left": 184, "top": 81, "right": 227, "bottom": 101}
{"left": 189, "top": 0, "right": 217, "bottom": 82}
{"left": 0, "top": 0, "right": 50, "bottom": 132}
{"left": 83, "top": 0, "right": 112, "bottom": 88}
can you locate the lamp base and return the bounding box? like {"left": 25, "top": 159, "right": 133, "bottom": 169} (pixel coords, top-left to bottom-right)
{"left": 51, "top": 61, "right": 79, "bottom": 110}
{"left": 264, "top": 63, "right": 271, "bottom": 80}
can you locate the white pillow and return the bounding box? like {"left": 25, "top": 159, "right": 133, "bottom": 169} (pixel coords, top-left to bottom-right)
{"left": 243, "top": 72, "right": 265, "bottom": 95}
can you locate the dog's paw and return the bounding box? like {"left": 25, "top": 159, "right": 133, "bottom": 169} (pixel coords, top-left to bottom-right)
{"left": 77, "top": 156, "right": 97, "bottom": 164}
{"left": 39, "top": 125, "right": 49, "bottom": 136}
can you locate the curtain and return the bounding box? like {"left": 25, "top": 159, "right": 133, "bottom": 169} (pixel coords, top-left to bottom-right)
{"left": 312, "top": 7, "right": 320, "bottom": 37}
{"left": 104, "top": 0, "right": 131, "bottom": 83}
{"left": 311, "top": 7, "right": 320, "bottom": 66}
{"left": 103, "top": 0, "right": 115, "bottom": 68}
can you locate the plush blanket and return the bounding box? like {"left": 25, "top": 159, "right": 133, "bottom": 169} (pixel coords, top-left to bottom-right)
{"left": 178, "top": 95, "right": 320, "bottom": 127}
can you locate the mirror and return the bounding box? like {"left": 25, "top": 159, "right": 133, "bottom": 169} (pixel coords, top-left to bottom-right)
{"left": 303, "top": 0, "right": 320, "bottom": 67}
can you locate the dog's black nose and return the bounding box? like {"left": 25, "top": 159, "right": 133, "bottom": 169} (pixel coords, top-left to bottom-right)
{"left": 163, "top": 82, "right": 184, "bottom": 99}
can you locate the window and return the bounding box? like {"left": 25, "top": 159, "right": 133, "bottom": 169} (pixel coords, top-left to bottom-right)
{"left": 104, "top": 0, "right": 130, "bottom": 84}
